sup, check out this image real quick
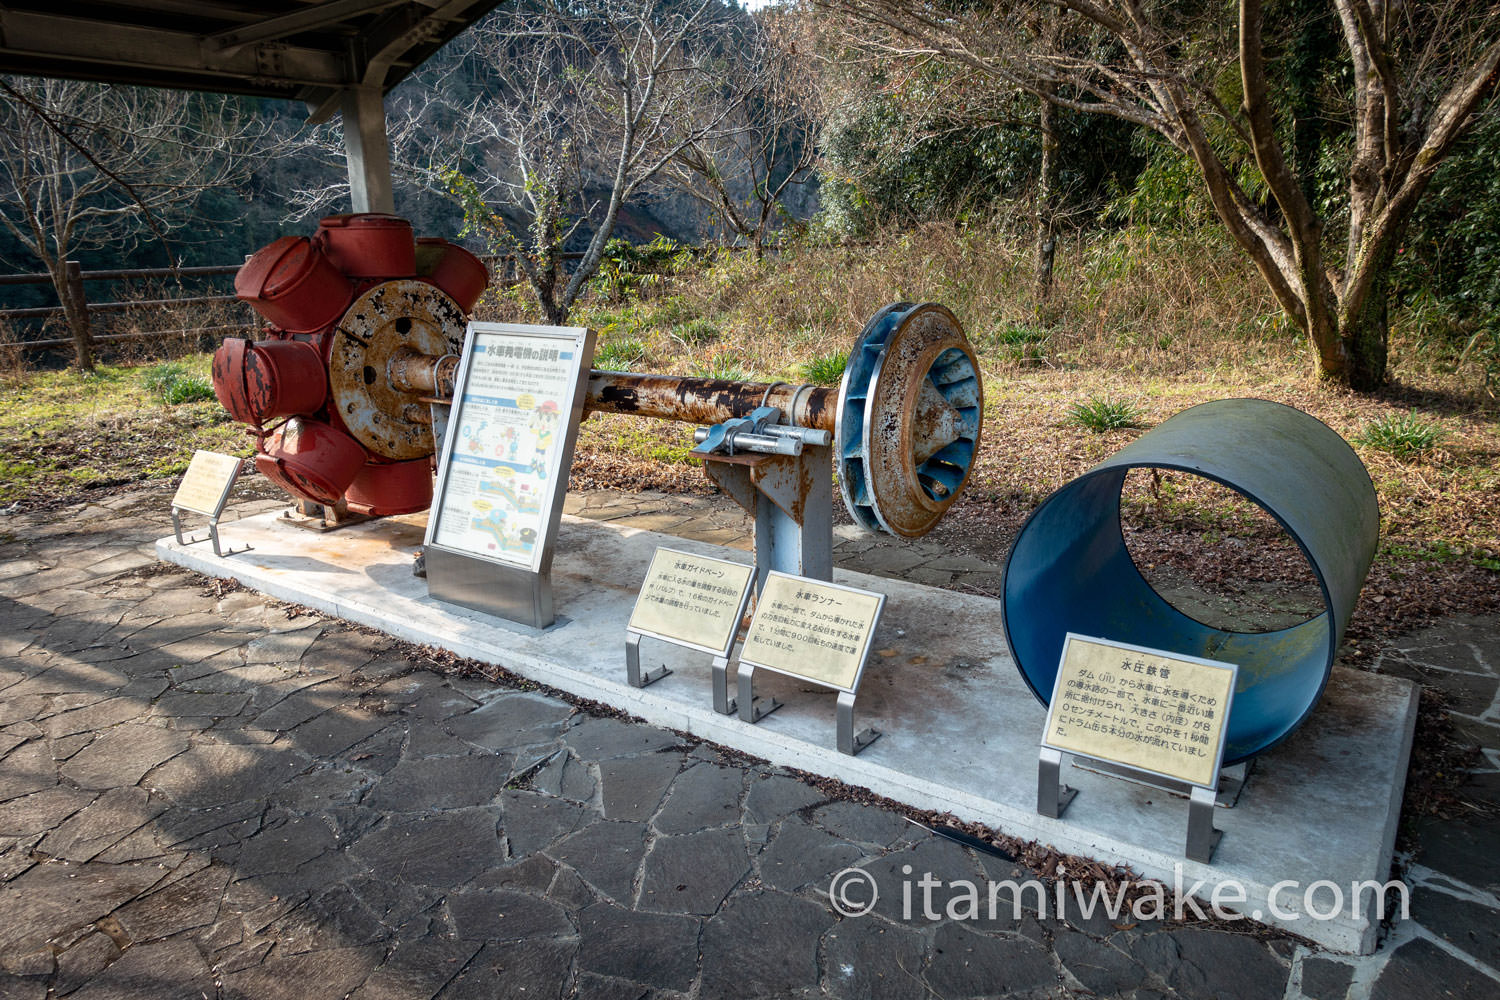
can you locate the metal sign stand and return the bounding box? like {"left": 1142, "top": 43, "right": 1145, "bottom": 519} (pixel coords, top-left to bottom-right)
{"left": 623, "top": 547, "right": 756, "bottom": 717}
{"left": 171, "top": 506, "right": 248, "bottom": 559}
{"left": 1037, "top": 750, "right": 1231, "bottom": 862}
{"left": 1035, "top": 635, "right": 1240, "bottom": 864}
{"left": 169, "top": 451, "right": 248, "bottom": 559}
{"left": 836, "top": 690, "right": 880, "bottom": 756}
{"left": 733, "top": 572, "right": 886, "bottom": 756}
{"left": 423, "top": 323, "right": 595, "bottom": 630}
{"left": 628, "top": 641, "right": 742, "bottom": 717}
{"left": 624, "top": 632, "right": 670, "bottom": 689}
{"left": 735, "top": 663, "right": 783, "bottom": 725}
{"left": 736, "top": 661, "right": 880, "bottom": 754}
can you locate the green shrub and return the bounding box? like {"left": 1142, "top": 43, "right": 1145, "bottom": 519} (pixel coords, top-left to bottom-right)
{"left": 142, "top": 362, "right": 214, "bottom": 406}
{"left": 1354, "top": 413, "right": 1443, "bottom": 459}
{"left": 800, "top": 350, "right": 849, "bottom": 386}
{"left": 671, "top": 318, "right": 720, "bottom": 347}
{"left": 989, "top": 324, "right": 1050, "bottom": 361}
{"left": 591, "top": 235, "right": 693, "bottom": 303}
{"left": 691, "top": 355, "right": 747, "bottom": 382}
{"left": 1066, "top": 396, "right": 1141, "bottom": 432}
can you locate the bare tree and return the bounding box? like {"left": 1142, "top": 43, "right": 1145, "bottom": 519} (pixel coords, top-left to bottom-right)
{"left": 0, "top": 77, "right": 271, "bottom": 369}
{"left": 819, "top": 0, "right": 1500, "bottom": 389}
{"left": 292, "top": 0, "right": 750, "bottom": 325}
{"left": 664, "top": 8, "right": 822, "bottom": 255}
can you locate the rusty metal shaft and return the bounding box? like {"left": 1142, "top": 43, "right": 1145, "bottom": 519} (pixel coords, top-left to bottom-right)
{"left": 391, "top": 351, "right": 838, "bottom": 430}
{"left": 585, "top": 372, "right": 836, "bottom": 430}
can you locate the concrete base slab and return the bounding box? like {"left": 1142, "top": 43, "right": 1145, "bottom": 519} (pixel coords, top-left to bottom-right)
{"left": 157, "top": 509, "right": 1418, "bottom": 954}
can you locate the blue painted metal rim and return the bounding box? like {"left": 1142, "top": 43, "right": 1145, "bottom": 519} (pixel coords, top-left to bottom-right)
{"left": 1001, "top": 398, "right": 1379, "bottom": 764}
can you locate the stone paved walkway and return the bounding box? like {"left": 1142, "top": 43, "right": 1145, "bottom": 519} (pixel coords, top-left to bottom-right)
{"left": 0, "top": 481, "right": 1496, "bottom": 999}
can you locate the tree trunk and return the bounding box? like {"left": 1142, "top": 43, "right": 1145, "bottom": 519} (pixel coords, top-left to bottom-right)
{"left": 59, "top": 260, "right": 95, "bottom": 372}
{"left": 1033, "top": 29, "right": 1060, "bottom": 317}
{"left": 1033, "top": 92, "right": 1058, "bottom": 311}
{"left": 1339, "top": 241, "right": 1396, "bottom": 390}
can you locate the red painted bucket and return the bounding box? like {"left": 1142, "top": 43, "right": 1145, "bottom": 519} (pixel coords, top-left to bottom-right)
{"left": 235, "top": 236, "right": 352, "bottom": 333}
{"left": 317, "top": 213, "right": 416, "bottom": 278}
{"left": 256, "top": 417, "right": 366, "bottom": 505}
{"left": 344, "top": 457, "right": 433, "bottom": 516}
{"left": 212, "top": 338, "right": 327, "bottom": 425}
{"left": 249, "top": 340, "right": 327, "bottom": 421}
{"left": 415, "top": 238, "right": 489, "bottom": 313}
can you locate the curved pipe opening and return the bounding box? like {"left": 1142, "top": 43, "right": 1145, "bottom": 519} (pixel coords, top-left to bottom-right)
{"left": 1003, "top": 399, "right": 1378, "bottom": 766}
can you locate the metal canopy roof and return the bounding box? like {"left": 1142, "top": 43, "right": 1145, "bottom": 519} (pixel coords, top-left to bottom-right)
{"left": 0, "top": 1, "right": 502, "bottom": 117}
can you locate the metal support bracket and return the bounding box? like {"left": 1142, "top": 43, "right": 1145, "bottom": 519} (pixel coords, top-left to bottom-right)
{"left": 1072, "top": 758, "right": 1253, "bottom": 808}
{"left": 735, "top": 662, "right": 781, "bottom": 723}
{"left": 703, "top": 444, "right": 833, "bottom": 594}
{"left": 1037, "top": 747, "right": 1078, "bottom": 818}
{"left": 1186, "top": 785, "right": 1223, "bottom": 863}
{"left": 1040, "top": 748, "right": 1226, "bottom": 862}
{"left": 624, "top": 632, "right": 671, "bottom": 689}
{"left": 712, "top": 654, "right": 736, "bottom": 716}
{"left": 280, "top": 498, "right": 371, "bottom": 532}
{"left": 836, "top": 690, "right": 880, "bottom": 756}
{"left": 171, "top": 508, "right": 248, "bottom": 559}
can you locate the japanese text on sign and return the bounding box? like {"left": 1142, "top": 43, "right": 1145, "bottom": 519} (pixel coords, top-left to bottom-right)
{"left": 173, "top": 451, "right": 240, "bottom": 517}
{"left": 628, "top": 549, "right": 755, "bottom": 655}
{"left": 1043, "top": 635, "right": 1237, "bottom": 788}
{"left": 740, "top": 573, "right": 883, "bottom": 693}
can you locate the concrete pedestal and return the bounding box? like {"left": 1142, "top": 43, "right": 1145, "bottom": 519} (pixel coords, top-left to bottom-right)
{"left": 157, "top": 509, "right": 1418, "bottom": 953}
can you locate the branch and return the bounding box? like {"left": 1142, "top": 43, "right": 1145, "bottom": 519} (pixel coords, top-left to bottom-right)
{"left": 0, "top": 79, "right": 178, "bottom": 266}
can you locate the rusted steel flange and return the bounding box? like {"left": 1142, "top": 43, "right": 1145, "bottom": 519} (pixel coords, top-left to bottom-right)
{"left": 835, "top": 303, "right": 984, "bottom": 537}
{"left": 327, "top": 280, "right": 467, "bottom": 461}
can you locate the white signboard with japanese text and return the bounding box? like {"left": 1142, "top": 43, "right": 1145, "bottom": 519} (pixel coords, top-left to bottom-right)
{"left": 1042, "top": 634, "right": 1237, "bottom": 789}
{"left": 427, "top": 324, "right": 590, "bottom": 574}
{"left": 172, "top": 450, "right": 241, "bottom": 518}
{"left": 628, "top": 548, "right": 756, "bottom": 657}
{"left": 738, "top": 572, "right": 884, "bottom": 694}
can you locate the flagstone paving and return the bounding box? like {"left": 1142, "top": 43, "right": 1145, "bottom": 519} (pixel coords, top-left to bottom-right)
{"left": 0, "top": 480, "right": 1495, "bottom": 999}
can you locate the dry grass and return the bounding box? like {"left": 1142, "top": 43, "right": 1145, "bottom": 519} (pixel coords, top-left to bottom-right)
{"left": 495, "top": 222, "right": 1498, "bottom": 574}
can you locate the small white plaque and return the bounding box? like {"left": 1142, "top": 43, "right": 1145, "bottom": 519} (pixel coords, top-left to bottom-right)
{"left": 172, "top": 451, "right": 241, "bottom": 517}
{"left": 739, "top": 572, "right": 884, "bottom": 694}
{"left": 1043, "top": 634, "right": 1237, "bottom": 789}
{"left": 628, "top": 548, "right": 756, "bottom": 657}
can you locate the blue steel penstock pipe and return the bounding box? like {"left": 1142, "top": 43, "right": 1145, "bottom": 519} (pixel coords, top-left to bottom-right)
{"left": 1002, "top": 398, "right": 1379, "bottom": 763}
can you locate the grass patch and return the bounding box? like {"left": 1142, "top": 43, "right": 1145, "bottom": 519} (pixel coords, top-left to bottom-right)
{"left": 0, "top": 354, "right": 248, "bottom": 507}
{"left": 987, "top": 324, "right": 1051, "bottom": 362}
{"left": 142, "top": 361, "right": 215, "bottom": 406}
{"left": 691, "top": 354, "right": 747, "bottom": 382}
{"left": 1066, "top": 396, "right": 1143, "bottom": 432}
{"left": 671, "top": 318, "right": 720, "bottom": 347}
{"left": 1355, "top": 412, "right": 1443, "bottom": 460}
{"left": 800, "top": 350, "right": 849, "bottom": 386}
{"left": 594, "top": 338, "right": 646, "bottom": 372}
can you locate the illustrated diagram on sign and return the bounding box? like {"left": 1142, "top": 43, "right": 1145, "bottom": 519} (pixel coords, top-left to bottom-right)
{"left": 431, "top": 332, "right": 580, "bottom": 570}
{"left": 529, "top": 401, "right": 560, "bottom": 479}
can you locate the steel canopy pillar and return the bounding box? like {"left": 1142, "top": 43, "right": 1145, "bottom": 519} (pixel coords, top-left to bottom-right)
{"left": 341, "top": 86, "right": 395, "bottom": 214}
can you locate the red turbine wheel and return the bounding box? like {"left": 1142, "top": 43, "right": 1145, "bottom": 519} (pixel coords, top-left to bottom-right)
{"left": 218, "top": 214, "right": 489, "bottom": 517}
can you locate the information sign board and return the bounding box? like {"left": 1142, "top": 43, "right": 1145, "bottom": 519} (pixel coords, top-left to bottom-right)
{"left": 173, "top": 450, "right": 241, "bottom": 517}
{"left": 1042, "top": 634, "right": 1237, "bottom": 789}
{"left": 424, "top": 323, "right": 594, "bottom": 629}
{"left": 739, "top": 572, "right": 884, "bottom": 694}
{"left": 427, "top": 324, "right": 590, "bottom": 574}
{"left": 628, "top": 548, "right": 755, "bottom": 657}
